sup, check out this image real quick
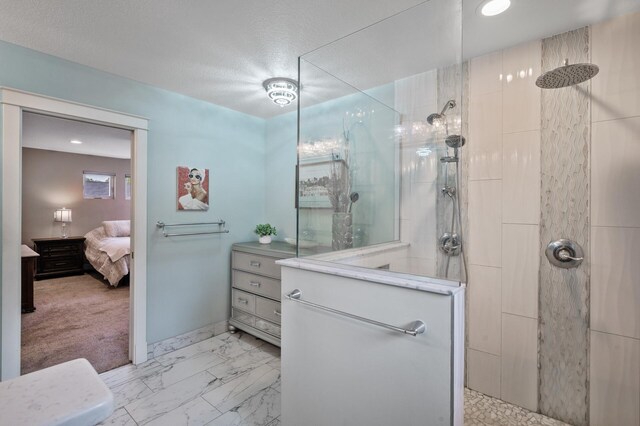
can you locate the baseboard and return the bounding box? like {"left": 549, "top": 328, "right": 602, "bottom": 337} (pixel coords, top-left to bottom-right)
{"left": 146, "top": 320, "right": 229, "bottom": 359}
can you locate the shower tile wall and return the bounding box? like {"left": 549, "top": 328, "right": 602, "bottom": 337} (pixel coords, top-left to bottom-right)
{"left": 466, "top": 11, "right": 640, "bottom": 425}
{"left": 589, "top": 12, "right": 640, "bottom": 426}
{"left": 467, "top": 40, "right": 541, "bottom": 412}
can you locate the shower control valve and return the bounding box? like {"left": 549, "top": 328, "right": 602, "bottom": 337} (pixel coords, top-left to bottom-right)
{"left": 545, "top": 239, "right": 584, "bottom": 269}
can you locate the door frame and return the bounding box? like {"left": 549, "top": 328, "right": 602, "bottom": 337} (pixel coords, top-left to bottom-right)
{"left": 1, "top": 87, "right": 149, "bottom": 379}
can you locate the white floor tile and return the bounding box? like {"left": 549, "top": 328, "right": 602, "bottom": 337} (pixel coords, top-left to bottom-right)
{"left": 202, "top": 364, "right": 280, "bottom": 413}
{"left": 145, "top": 397, "right": 222, "bottom": 426}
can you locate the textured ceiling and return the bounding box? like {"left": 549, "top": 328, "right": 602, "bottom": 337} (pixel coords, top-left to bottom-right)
{"left": 0, "top": 0, "right": 639, "bottom": 119}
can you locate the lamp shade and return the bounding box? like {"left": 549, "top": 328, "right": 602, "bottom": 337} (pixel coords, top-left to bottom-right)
{"left": 54, "top": 208, "right": 72, "bottom": 223}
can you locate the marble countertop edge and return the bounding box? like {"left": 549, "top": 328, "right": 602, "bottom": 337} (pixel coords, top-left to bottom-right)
{"left": 277, "top": 257, "right": 464, "bottom": 296}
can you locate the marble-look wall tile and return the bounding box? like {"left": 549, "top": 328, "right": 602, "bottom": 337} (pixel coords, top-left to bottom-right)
{"left": 502, "top": 41, "right": 541, "bottom": 134}
{"left": 591, "top": 11, "right": 640, "bottom": 122}
{"left": 470, "top": 51, "right": 503, "bottom": 97}
{"left": 469, "top": 91, "right": 503, "bottom": 181}
{"left": 591, "top": 226, "right": 640, "bottom": 339}
{"left": 467, "top": 349, "right": 501, "bottom": 398}
{"left": 468, "top": 265, "right": 502, "bottom": 355}
{"left": 501, "top": 313, "right": 538, "bottom": 411}
{"left": 502, "top": 224, "right": 539, "bottom": 319}
{"left": 589, "top": 330, "right": 640, "bottom": 426}
{"left": 502, "top": 130, "right": 540, "bottom": 225}
{"left": 592, "top": 117, "right": 640, "bottom": 228}
{"left": 539, "top": 27, "right": 590, "bottom": 426}
{"left": 468, "top": 180, "right": 502, "bottom": 267}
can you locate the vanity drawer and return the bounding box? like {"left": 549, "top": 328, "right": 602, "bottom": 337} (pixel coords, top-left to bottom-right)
{"left": 232, "top": 252, "right": 281, "bottom": 279}
{"left": 232, "top": 308, "right": 255, "bottom": 327}
{"left": 255, "top": 318, "right": 281, "bottom": 338}
{"left": 232, "top": 289, "right": 255, "bottom": 314}
{"left": 256, "top": 297, "right": 281, "bottom": 325}
{"left": 232, "top": 270, "right": 281, "bottom": 300}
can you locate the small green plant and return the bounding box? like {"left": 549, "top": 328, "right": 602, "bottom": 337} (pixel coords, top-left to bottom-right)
{"left": 254, "top": 223, "right": 277, "bottom": 237}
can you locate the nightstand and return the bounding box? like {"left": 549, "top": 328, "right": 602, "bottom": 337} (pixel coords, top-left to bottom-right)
{"left": 32, "top": 236, "right": 86, "bottom": 280}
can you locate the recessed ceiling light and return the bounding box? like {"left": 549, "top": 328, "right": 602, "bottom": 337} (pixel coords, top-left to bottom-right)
{"left": 478, "top": 0, "right": 511, "bottom": 16}
{"left": 70, "top": 139, "right": 83, "bottom": 144}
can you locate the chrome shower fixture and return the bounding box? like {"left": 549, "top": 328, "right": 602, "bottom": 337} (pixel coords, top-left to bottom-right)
{"left": 445, "top": 134, "right": 466, "bottom": 149}
{"left": 426, "top": 99, "right": 456, "bottom": 126}
{"left": 535, "top": 59, "right": 599, "bottom": 89}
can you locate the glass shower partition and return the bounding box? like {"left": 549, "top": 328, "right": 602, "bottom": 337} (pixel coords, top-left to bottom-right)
{"left": 296, "top": 0, "right": 465, "bottom": 283}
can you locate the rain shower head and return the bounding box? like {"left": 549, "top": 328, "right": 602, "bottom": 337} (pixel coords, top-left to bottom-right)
{"left": 535, "top": 59, "right": 599, "bottom": 89}
{"left": 427, "top": 99, "right": 456, "bottom": 126}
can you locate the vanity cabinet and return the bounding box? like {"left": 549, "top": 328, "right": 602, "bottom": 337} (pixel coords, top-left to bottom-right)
{"left": 230, "top": 241, "right": 295, "bottom": 347}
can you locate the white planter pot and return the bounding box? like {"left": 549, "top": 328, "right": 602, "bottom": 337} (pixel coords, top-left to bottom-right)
{"left": 259, "top": 235, "right": 272, "bottom": 244}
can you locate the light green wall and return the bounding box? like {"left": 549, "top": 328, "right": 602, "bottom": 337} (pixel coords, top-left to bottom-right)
{"left": 0, "top": 40, "right": 267, "bottom": 353}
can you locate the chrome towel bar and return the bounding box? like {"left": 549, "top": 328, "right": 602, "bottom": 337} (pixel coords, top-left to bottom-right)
{"left": 285, "top": 289, "right": 426, "bottom": 336}
{"left": 156, "top": 220, "right": 229, "bottom": 237}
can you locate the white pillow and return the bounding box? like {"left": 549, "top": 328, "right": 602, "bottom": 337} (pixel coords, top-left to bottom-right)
{"left": 102, "top": 220, "right": 130, "bottom": 237}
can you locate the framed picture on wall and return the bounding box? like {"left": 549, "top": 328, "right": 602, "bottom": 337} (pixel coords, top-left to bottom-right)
{"left": 298, "top": 160, "right": 346, "bottom": 209}
{"left": 176, "top": 166, "right": 210, "bottom": 211}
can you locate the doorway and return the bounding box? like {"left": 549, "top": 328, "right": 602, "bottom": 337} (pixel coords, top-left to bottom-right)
{"left": 1, "top": 88, "right": 148, "bottom": 379}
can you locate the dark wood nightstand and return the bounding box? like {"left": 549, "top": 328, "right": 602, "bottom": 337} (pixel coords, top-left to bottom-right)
{"left": 32, "top": 236, "right": 86, "bottom": 280}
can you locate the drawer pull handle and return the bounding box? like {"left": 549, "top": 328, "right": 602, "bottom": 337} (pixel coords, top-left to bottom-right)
{"left": 250, "top": 281, "right": 261, "bottom": 287}
{"left": 237, "top": 298, "right": 249, "bottom": 304}
{"left": 250, "top": 261, "right": 261, "bottom": 267}
{"left": 274, "top": 310, "right": 281, "bottom": 317}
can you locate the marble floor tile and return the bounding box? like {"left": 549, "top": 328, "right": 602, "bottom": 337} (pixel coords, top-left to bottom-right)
{"left": 102, "top": 333, "right": 567, "bottom": 426}
{"left": 202, "top": 364, "right": 280, "bottom": 413}
{"left": 150, "top": 324, "right": 217, "bottom": 359}
{"left": 111, "top": 378, "right": 154, "bottom": 410}
{"left": 125, "top": 370, "right": 222, "bottom": 424}
{"left": 266, "top": 417, "right": 281, "bottom": 426}
{"left": 145, "top": 397, "right": 222, "bottom": 426}
{"left": 98, "top": 407, "right": 137, "bottom": 426}
{"left": 204, "top": 387, "right": 280, "bottom": 426}
{"left": 207, "top": 347, "right": 273, "bottom": 383}
{"left": 144, "top": 351, "right": 226, "bottom": 391}
{"left": 99, "top": 360, "right": 165, "bottom": 388}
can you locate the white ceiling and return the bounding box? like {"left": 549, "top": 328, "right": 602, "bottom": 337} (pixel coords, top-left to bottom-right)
{"left": 1, "top": 0, "right": 639, "bottom": 119}
{"left": 22, "top": 112, "right": 131, "bottom": 159}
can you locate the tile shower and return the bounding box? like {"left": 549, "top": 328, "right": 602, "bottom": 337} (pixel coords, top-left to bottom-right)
{"left": 375, "top": 8, "right": 640, "bottom": 426}
{"left": 295, "top": 2, "right": 638, "bottom": 424}
{"left": 464, "top": 12, "right": 640, "bottom": 426}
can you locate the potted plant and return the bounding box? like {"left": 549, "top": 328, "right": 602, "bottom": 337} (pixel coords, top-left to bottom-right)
{"left": 255, "top": 223, "right": 277, "bottom": 244}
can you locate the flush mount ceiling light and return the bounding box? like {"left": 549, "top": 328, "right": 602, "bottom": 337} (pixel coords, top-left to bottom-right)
{"left": 478, "top": 0, "right": 511, "bottom": 16}
{"left": 263, "top": 78, "right": 298, "bottom": 107}
{"left": 70, "top": 139, "right": 83, "bottom": 144}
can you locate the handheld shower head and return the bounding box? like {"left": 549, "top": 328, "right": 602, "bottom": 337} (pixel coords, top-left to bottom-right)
{"left": 427, "top": 99, "right": 457, "bottom": 126}
{"left": 445, "top": 134, "right": 466, "bottom": 149}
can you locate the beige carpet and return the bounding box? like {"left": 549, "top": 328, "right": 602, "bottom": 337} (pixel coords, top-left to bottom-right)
{"left": 21, "top": 273, "right": 130, "bottom": 375}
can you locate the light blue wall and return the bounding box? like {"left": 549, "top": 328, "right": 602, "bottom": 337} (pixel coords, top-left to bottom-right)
{"left": 0, "top": 40, "right": 267, "bottom": 345}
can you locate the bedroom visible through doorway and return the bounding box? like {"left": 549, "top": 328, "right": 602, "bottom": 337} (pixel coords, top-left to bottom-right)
{"left": 20, "top": 112, "right": 133, "bottom": 374}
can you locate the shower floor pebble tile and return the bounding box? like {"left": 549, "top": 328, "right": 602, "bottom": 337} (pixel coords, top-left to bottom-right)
{"left": 99, "top": 331, "right": 565, "bottom": 426}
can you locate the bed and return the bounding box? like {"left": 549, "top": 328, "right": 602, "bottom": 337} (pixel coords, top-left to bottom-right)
{"left": 84, "top": 220, "right": 131, "bottom": 287}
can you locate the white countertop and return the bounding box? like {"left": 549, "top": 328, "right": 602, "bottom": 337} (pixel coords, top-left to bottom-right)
{"left": 0, "top": 358, "right": 114, "bottom": 426}
{"left": 278, "top": 257, "right": 464, "bottom": 296}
